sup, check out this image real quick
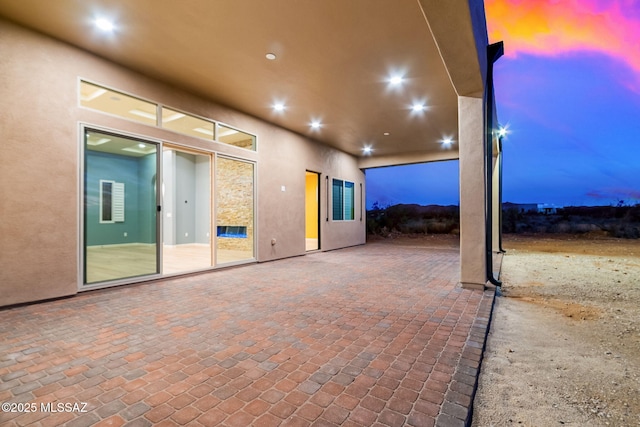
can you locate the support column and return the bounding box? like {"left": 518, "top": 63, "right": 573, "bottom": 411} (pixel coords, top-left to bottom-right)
{"left": 458, "top": 96, "right": 487, "bottom": 290}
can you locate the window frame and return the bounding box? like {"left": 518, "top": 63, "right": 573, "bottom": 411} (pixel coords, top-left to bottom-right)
{"left": 79, "top": 79, "right": 257, "bottom": 152}
{"left": 332, "top": 178, "right": 355, "bottom": 221}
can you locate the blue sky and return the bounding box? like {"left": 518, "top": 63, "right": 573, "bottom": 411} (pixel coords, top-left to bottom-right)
{"left": 366, "top": 1, "right": 640, "bottom": 208}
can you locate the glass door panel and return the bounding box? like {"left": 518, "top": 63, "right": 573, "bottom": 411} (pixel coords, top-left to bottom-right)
{"left": 216, "top": 157, "right": 255, "bottom": 264}
{"left": 84, "top": 130, "right": 159, "bottom": 284}
{"left": 162, "top": 148, "right": 212, "bottom": 273}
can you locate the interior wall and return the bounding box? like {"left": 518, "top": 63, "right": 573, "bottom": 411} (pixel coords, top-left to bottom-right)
{"left": 86, "top": 151, "right": 141, "bottom": 245}
{"left": 162, "top": 151, "right": 211, "bottom": 246}
{"left": 162, "top": 151, "right": 176, "bottom": 245}
{"left": 0, "top": 18, "right": 366, "bottom": 307}
{"left": 137, "top": 153, "right": 157, "bottom": 244}
{"left": 194, "top": 156, "right": 211, "bottom": 245}
{"left": 305, "top": 173, "right": 319, "bottom": 240}
{"left": 175, "top": 152, "right": 197, "bottom": 245}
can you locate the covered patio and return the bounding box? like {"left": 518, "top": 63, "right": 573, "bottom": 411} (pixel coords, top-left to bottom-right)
{"left": 0, "top": 0, "right": 503, "bottom": 309}
{"left": 0, "top": 241, "right": 494, "bottom": 427}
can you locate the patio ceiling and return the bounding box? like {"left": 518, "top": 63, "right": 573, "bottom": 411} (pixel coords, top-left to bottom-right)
{"left": 0, "top": 0, "right": 485, "bottom": 166}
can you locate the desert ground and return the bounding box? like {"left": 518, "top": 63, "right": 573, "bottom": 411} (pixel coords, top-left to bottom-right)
{"left": 472, "top": 234, "right": 640, "bottom": 427}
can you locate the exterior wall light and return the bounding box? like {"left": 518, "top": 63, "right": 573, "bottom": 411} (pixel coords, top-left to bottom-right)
{"left": 441, "top": 137, "right": 454, "bottom": 146}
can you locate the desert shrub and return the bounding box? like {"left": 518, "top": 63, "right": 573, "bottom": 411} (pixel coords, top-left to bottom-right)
{"left": 572, "top": 223, "right": 600, "bottom": 233}
{"left": 624, "top": 206, "right": 640, "bottom": 222}
{"left": 427, "top": 219, "right": 458, "bottom": 234}
{"left": 368, "top": 203, "right": 638, "bottom": 238}
{"left": 503, "top": 209, "right": 519, "bottom": 233}
{"left": 607, "top": 223, "right": 640, "bottom": 239}
{"left": 553, "top": 222, "right": 571, "bottom": 233}
{"left": 516, "top": 223, "right": 533, "bottom": 233}
{"left": 383, "top": 204, "right": 418, "bottom": 231}
{"left": 534, "top": 225, "right": 549, "bottom": 233}
{"left": 399, "top": 220, "right": 427, "bottom": 234}
{"left": 367, "top": 203, "right": 459, "bottom": 236}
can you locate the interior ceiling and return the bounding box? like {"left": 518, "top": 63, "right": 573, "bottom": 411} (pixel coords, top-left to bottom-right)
{"left": 0, "top": 0, "right": 463, "bottom": 161}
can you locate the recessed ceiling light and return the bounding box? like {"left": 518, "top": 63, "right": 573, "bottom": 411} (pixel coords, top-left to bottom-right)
{"left": 86, "top": 137, "right": 111, "bottom": 146}
{"left": 94, "top": 18, "right": 114, "bottom": 32}
{"left": 194, "top": 127, "right": 214, "bottom": 136}
{"left": 383, "top": 132, "right": 390, "bottom": 136}
{"left": 362, "top": 146, "right": 373, "bottom": 155}
{"left": 412, "top": 103, "right": 426, "bottom": 112}
{"left": 389, "top": 75, "right": 403, "bottom": 85}
{"left": 218, "top": 128, "right": 238, "bottom": 137}
{"left": 273, "top": 103, "right": 285, "bottom": 112}
{"left": 310, "top": 121, "right": 322, "bottom": 129}
{"left": 266, "top": 53, "right": 277, "bottom": 60}
{"left": 81, "top": 88, "right": 106, "bottom": 102}
{"left": 163, "top": 112, "right": 186, "bottom": 123}
{"left": 129, "top": 109, "right": 156, "bottom": 120}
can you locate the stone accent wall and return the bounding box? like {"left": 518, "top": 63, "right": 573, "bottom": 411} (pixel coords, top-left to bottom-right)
{"left": 216, "top": 157, "right": 254, "bottom": 252}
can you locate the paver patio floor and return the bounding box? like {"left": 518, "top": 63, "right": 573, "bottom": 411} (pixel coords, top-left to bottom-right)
{"left": 1, "top": 241, "right": 494, "bottom": 427}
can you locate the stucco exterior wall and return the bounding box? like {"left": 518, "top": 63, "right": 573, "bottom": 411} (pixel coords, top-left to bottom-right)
{"left": 0, "top": 19, "right": 365, "bottom": 307}
{"left": 458, "top": 96, "right": 487, "bottom": 289}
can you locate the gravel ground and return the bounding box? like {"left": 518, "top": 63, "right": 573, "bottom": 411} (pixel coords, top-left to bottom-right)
{"left": 472, "top": 235, "right": 640, "bottom": 426}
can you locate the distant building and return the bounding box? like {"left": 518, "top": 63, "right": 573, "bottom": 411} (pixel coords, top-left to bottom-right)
{"left": 504, "top": 202, "right": 538, "bottom": 213}
{"left": 503, "top": 202, "right": 557, "bottom": 214}
{"left": 537, "top": 204, "right": 557, "bottom": 214}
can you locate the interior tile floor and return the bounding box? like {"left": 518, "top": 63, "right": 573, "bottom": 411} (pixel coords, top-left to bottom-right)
{"left": 86, "top": 243, "right": 254, "bottom": 284}
{"left": 0, "top": 242, "right": 494, "bottom": 427}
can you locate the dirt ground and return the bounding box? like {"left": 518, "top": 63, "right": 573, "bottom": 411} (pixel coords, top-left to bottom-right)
{"left": 472, "top": 234, "right": 640, "bottom": 426}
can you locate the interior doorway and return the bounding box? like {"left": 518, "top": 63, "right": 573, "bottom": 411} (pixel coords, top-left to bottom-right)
{"left": 305, "top": 171, "right": 320, "bottom": 251}
{"left": 162, "top": 146, "right": 213, "bottom": 274}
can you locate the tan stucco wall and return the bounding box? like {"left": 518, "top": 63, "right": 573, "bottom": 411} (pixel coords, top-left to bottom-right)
{"left": 0, "top": 19, "right": 365, "bottom": 307}
{"left": 458, "top": 96, "right": 487, "bottom": 289}
{"left": 257, "top": 132, "right": 366, "bottom": 261}
{"left": 0, "top": 19, "right": 79, "bottom": 306}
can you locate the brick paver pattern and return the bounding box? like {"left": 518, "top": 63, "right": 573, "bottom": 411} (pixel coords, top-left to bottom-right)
{"left": 0, "top": 242, "right": 494, "bottom": 427}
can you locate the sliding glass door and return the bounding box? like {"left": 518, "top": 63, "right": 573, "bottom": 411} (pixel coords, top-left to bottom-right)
{"left": 84, "top": 129, "right": 159, "bottom": 284}
{"left": 83, "top": 130, "right": 257, "bottom": 286}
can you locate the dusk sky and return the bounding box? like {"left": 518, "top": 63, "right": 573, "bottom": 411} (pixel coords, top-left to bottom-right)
{"left": 367, "top": 0, "right": 640, "bottom": 208}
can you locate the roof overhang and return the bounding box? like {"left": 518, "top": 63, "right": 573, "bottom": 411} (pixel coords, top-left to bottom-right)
{"left": 0, "top": 0, "right": 489, "bottom": 168}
